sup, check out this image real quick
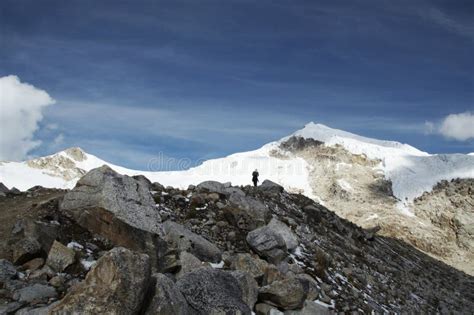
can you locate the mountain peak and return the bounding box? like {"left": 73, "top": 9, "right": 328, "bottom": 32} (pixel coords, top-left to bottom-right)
{"left": 62, "top": 147, "right": 87, "bottom": 162}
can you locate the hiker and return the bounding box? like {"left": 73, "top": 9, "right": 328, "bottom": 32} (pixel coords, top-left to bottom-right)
{"left": 252, "top": 169, "right": 259, "bottom": 187}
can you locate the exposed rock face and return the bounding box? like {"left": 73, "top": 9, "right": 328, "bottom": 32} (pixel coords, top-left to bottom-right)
{"left": 414, "top": 178, "right": 474, "bottom": 272}
{"left": 145, "top": 273, "right": 193, "bottom": 315}
{"left": 163, "top": 221, "right": 222, "bottom": 263}
{"left": 246, "top": 225, "right": 288, "bottom": 264}
{"left": 176, "top": 268, "right": 251, "bottom": 314}
{"left": 50, "top": 247, "right": 151, "bottom": 315}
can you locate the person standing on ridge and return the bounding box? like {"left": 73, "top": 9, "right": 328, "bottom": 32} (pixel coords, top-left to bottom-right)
{"left": 252, "top": 169, "right": 259, "bottom": 187}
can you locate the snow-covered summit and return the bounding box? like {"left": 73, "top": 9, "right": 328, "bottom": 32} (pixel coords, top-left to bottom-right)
{"left": 287, "top": 122, "right": 428, "bottom": 159}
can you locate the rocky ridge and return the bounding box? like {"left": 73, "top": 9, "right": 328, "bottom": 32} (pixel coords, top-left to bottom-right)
{"left": 0, "top": 166, "right": 473, "bottom": 314}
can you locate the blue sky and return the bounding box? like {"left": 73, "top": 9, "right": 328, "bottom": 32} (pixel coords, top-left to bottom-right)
{"left": 1, "top": 0, "right": 473, "bottom": 169}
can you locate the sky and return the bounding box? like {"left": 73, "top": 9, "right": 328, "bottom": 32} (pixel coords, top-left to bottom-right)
{"left": 0, "top": 0, "right": 473, "bottom": 170}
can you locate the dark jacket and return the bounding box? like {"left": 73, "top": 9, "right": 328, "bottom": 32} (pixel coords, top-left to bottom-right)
{"left": 252, "top": 171, "right": 259, "bottom": 182}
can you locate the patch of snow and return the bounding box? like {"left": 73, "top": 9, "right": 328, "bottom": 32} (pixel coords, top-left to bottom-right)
{"left": 314, "top": 299, "right": 335, "bottom": 309}
{"left": 396, "top": 201, "right": 415, "bottom": 217}
{"left": 67, "top": 241, "right": 84, "bottom": 250}
{"left": 336, "top": 179, "right": 353, "bottom": 191}
{"left": 210, "top": 261, "right": 224, "bottom": 269}
{"left": 80, "top": 259, "right": 96, "bottom": 270}
{"left": 364, "top": 214, "right": 379, "bottom": 221}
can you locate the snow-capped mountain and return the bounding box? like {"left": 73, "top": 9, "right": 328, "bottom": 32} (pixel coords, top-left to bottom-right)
{"left": 1, "top": 122, "right": 473, "bottom": 274}
{"left": 1, "top": 123, "right": 472, "bottom": 206}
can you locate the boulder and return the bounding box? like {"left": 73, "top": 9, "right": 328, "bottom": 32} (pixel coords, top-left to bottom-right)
{"left": 176, "top": 251, "right": 206, "bottom": 279}
{"left": 225, "top": 194, "right": 272, "bottom": 230}
{"left": 295, "top": 274, "right": 320, "bottom": 300}
{"left": 197, "top": 181, "right": 227, "bottom": 196}
{"left": 259, "top": 180, "right": 284, "bottom": 194}
{"left": 60, "top": 166, "right": 164, "bottom": 266}
{"left": 13, "top": 284, "right": 57, "bottom": 303}
{"left": 258, "top": 277, "right": 307, "bottom": 310}
{"left": 266, "top": 218, "right": 299, "bottom": 251}
{"left": 61, "top": 165, "right": 162, "bottom": 235}
{"left": 228, "top": 253, "right": 268, "bottom": 282}
{"left": 9, "top": 219, "right": 58, "bottom": 263}
{"left": 262, "top": 264, "right": 285, "bottom": 286}
{"left": 12, "top": 238, "right": 42, "bottom": 265}
{"left": 0, "top": 259, "right": 17, "bottom": 281}
{"left": 230, "top": 270, "right": 259, "bottom": 310}
{"left": 163, "top": 221, "right": 222, "bottom": 263}
{"left": 176, "top": 267, "right": 251, "bottom": 314}
{"left": 46, "top": 241, "right": 76, "bottom": 272}
{"left": 145, "top": 273, "right": 192, "bottom": 315}
{"left": 50, "top": 247, "right": 151, "bottom": 315}
{"left": 246, "top": 226, "right": 288, "bottom": 264}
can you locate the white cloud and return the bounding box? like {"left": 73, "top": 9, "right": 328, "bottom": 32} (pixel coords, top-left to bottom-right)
{"left": 439, "top": 112, "right": 474, "bottom": 141}
{"left": 0, "top": 75, "right": 55, "bottom": 160}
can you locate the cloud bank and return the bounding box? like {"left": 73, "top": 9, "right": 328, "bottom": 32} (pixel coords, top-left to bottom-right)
{"left": 0, "top": 75, "right": 55, "bottom": 160}
{"left": 439, "top": 112, "right": 474, "bottom": 141}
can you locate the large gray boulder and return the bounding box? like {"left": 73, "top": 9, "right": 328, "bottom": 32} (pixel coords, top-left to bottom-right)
{"left": 176, "top": 268, "right": 251, "bottom": 315}
{"left": 163, "top": 221, "right": 222, "bottom": 263}
{"left": 145, "top": 273, "right": 193, "bottom": 315}
{"left": 50, "top": 247, "right": 151, "bottom": 315}
{"left": 267, "top": 218, "right": 299, "bottom": 251}
{"left": 258, "top": 277, "right": 307, "bottom": 310}
{"left": 60, "top": 166, "right": 164, "bottom": 266}
{"left": 259, "top": 180, "right": 284, "bottom": 194}
{"left": 61, "top": 165, "right": 162, "bottom": 235}
{"left": 197, "top": 181, "right": 228, "bottom": 195}
{"left": 246, "top": 226, "right": 288, "bottom": 264}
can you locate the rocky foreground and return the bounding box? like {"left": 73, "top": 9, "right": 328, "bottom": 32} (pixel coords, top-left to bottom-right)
{"left": 0, "top": 165, "right": 473, "bottom": 314}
